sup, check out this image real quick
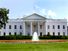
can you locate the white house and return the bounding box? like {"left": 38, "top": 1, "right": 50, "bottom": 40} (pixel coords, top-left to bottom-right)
{"left": 0, "top": 13, "right": 67, "bottom": 36}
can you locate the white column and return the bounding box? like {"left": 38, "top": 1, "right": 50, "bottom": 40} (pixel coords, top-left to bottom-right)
{"left": 30, "top": 22, "right": 32, "bottom": 36}
{"left": 44, "top": 22, "right": 46, "bottom": 35}
{"left": 23, "top": 22, "right": 25, "bottom": 35}
{"left": 45, "top": 22, "right": 46, "bottom": 35}
{"left": 38, "top": 22, "right": 40, "bottom": 36}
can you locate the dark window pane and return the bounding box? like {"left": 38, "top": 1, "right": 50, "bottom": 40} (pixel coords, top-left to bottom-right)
{"left": 63, "top": 25, "right": 65, "bottom": 29}
{"left": 9, "top": 25, "right": 11, "bottom": 29}
{"left": 40, "top": 25, "right": 42, "bottom": 29}
{"left": 47, "top": 32, "right": 50, "bottom": 36}
{"left": 14, "top": 32, "right": 17, "bottom": 35}
{"left": 63, "top": 32, "right": 65, "bottom": 36}
{"left": 53, "top": 32, "right": 55, "bottom": 36}
{"left": 58, "top": 32, "right": 60, "bottom": 36}
{"left": 48, "top": 25, "right": 50, "bottom": 29}
{"left": 20, "top": 25, "right": 22, "bottom": 29}
{"left": 20, "top": 32, "right": 22, "bottom": 35}
{"left": 9, "top": 32, "right": 11, "bottom": 35}
{"left": 40, "top": 32, "right": 42, "bottom": 36}
{"left": 53, "top": 25, "right": 55, "bottom": 29}
{"left": 14, "top": 25, "right": 17, "bottom": 29}
{"left": 58, "top": 25, "right": 60, "bottom": 29}
{"left": 3, "top": 32, "right": 6, "bottom": 36}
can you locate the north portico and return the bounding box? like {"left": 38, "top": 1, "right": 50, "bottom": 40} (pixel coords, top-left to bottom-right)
{"left": 23, "top": 13, "right": 46, "bottom": 36}
{"left": 0, "top": 13, "right": 67, "bottom": 36}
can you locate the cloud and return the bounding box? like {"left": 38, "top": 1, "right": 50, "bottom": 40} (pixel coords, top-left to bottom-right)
{"left": 47, "top": 10, "right": 57, "bottom": 18}
{"left": 34, "top": 5, "right": 46, "bottom": 16}
{"left": 39, "top": 9, "right": 46, "bottom": 15}
{"left": 33, "top": 5, "right": 57, "bottom": 18}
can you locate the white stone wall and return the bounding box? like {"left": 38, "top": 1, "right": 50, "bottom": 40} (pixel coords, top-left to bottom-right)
{"left": 0, "top": 18, "right": 67, "bottom": 36}
{"left": 45, "top": 19, "right": 67, "bottom": 36}
{"left": 0, "top": 19, "right": 23, "bottom": 36}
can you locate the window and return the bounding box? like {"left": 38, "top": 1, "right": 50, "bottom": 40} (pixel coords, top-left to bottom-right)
{"left": 14, "top": 25, "right": 17, "bottom": 29}
{"left": 20, "top": 32, "right": 22, "bottom": 35}
{"left": 27, "top": 33, "right": 30, "bottom": 36}
{"left": 20, "top": 25, "right": 22, "bottom": 29}
{"left": 4, "top": 24, "right": 6, "bottom": 29}
{"left": 34, "top": 25, "right": 36, "bottom": 28}
{"left": 9, "top": 32, "right": 11, "bottom": 35}
{"left": 9, "top": 25, "right": 11, "bottom": 29}
{"left": 40, "top": 32, "right": 42, "bottom": 36}
{"left": 48, "top": 25, "right": 50, "bottom": 29}
{"left": 58, "top": 25, "right": 60, "bottom": 29}
{"left": 40, "top": 25, "right": 42, "bottom": 29}
{"left": 28, "top": 25, "right": 30, "bottom": 27}
{"left": 53, "top": 25, "right": 55, "bottom": 29}
{"left": 3, "top": 32, "right": 6, "bottom": 36}
{"left": 63, "top": 25, "right": 65, "bottom": 29}
{"left": 53, "top": 32, "right": 55, "bottom": 36}
{"left": 58, "top": 32, "right": 60, "bottom": 36}
{"left": 47, "top": 32, "right": 50, "bottom": 36}
{"left": 14, "top": 32, "right": 17, "bottom": 35}
{"left": 63, "top": 32, "right": 65, "bottom": 36}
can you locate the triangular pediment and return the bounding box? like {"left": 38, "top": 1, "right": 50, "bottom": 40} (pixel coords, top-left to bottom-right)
{"left": 23, "top": 13, "right": 46, "bottom": 20}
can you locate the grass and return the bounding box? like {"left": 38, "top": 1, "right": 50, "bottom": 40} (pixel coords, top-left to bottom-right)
{"left": 0, "top": 42, "right": 68, "bottom": 51}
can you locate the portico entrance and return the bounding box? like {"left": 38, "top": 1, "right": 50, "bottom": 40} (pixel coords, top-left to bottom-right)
{"left": 23, "top": 13, "right": 46, "bottom": 36}
{"left": 23, "top": 21, "right": 45, "bottom": 36}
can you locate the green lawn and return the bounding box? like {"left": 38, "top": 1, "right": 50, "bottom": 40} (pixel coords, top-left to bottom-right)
{"left": 0, "top": 42, "right": 68, "bottom": 51}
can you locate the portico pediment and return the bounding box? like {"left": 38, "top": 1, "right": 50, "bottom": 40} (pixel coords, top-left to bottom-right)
{"left": 23, "top": 13, "right": 46, "bottom": 20}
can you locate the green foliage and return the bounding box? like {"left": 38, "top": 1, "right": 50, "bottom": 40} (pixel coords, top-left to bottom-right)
{"left": 39, "top": 36, "right": 68, "bottom": 40}
{"left": 0, "top": 8, "right": 9, "bottom": 29}
{"left": 0, "top": 34, "right": 68, "bottom": 40}
{"left": 0, "top": 35, "right": 32, "bottom": 40}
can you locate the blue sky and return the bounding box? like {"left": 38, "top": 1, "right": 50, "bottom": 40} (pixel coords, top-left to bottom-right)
{"left": 0, "top": 0, "right": 68, "bottom": 19}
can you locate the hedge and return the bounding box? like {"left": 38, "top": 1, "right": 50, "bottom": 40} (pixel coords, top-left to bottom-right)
{"left": 0, "top": 35, "right": 68, "bottom": 40}
{"left": 0, "top": 35, "right": 32, "bottom": 40}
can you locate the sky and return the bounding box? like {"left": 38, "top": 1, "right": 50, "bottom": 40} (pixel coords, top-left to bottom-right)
{"left": 0, "top": 0, "right": 68, "bottom": 19}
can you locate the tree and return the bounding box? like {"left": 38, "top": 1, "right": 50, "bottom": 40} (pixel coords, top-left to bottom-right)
{"left": 0, "top": 8, "right": 9, "bottom": 29}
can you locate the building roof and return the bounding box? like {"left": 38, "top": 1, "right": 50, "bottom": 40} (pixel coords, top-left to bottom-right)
{"left": 22, "top": 13, "right": 46, "bottom": 20}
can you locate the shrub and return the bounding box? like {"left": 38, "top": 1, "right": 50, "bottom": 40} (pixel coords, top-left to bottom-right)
{"left": 0, "top": 34, "right": 68, "bottom": 40}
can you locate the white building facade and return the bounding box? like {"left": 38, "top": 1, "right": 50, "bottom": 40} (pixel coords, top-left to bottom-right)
{"left": 0, "top": 13, "right": 67, "bottom": 36}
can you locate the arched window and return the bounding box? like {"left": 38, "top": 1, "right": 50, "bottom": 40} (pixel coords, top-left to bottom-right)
{"left": 63, "top": 32, "right": 65, "bottom": 36}
{"left": 53, "top": 32, "right": 55, "bottom": 36}
{"left": 20, "top": 25, "right": 22, "bottom": 29}
{"left": 20, "top": 32, "right": 22, "bottom": 35}
{"left": 9, "top": 32, "right": 11, "bottom": 35}
{"left": 63, "top": 25, "right": 65, "bottom": 29}
{"left": 53, "top": 25, "right": 55, "bottom": 29}
{"left": 58, "top": 25, "right": 60, "bottom": 29}
{"left": 14, "top": 25, "right": 17, "bottom": 29}
{"left": 3, "top": 32, "right": 6, "bottom": 36}
{"left": 40, "top": 25, "right": 42, "bottom": 29}
{"left": 14, "top": 32, "right": 17, "bottom": 35}
{"left": 48, "top": 25, "right": 50, "bottom": 29}
{"left": 9, "top": 25, "right": 11, "bottom": 29}
{"left": 58, "top": 32, "right": 60, "bottom": 36}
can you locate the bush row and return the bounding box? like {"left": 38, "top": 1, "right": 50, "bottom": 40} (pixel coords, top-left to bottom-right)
{"left": 39, "top": 36, "right": 68, "bottom": 39}
{"left": 0, "top": 35, "right": 68, "bottom": 40}
{"left": 0, "top": 35, "right": 32, "bottom": 40}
